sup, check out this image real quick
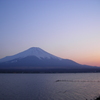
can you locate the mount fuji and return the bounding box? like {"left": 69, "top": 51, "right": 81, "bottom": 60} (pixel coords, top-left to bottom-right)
{"left": 0, "top": 47, "right": 99, "bottom": 73}
{"left": 0, "top": 47, "right": 62, "bottom": 62}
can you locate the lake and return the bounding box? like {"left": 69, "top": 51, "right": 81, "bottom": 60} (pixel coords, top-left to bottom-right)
{"left": 0, "top": 73, "right": 100, "bottom": 100}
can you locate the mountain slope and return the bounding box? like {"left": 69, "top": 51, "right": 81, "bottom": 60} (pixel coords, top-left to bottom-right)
{"left": 0, "top": 47, "right": 62, "bottom": 62}
{"left": 0, "top": 47, "right": 99, "bottom": 73}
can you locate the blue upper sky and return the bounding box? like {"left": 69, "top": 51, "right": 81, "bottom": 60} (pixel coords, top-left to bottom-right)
{"left": 0, "top": 0, "right": 100, "bottom": 66}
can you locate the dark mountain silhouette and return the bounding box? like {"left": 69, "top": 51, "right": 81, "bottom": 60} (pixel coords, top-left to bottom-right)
{"left": 0, "top": 47, "right": 100, "bottom": 73}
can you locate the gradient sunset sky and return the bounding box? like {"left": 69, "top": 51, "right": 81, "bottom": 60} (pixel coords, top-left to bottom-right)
{"left": 0, "top": 0, "right": 100, "bottom": 66}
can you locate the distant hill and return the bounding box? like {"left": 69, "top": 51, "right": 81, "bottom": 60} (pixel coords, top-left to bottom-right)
{"left": 0, "top": 47, "right": 100, "bottom": 73}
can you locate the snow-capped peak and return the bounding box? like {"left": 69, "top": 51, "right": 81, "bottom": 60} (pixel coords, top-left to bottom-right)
{"left": 0, "top": 47, "right": 62, "bottom": 62}
{"left": 20, "top": 47, "right": 61, "bottom": 59}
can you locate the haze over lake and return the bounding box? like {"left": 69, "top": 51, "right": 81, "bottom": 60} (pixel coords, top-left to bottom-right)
{"left": 0, "top": 73, "right": 100, "bottom": 100}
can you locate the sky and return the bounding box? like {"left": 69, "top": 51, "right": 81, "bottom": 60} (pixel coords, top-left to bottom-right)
{"left": 0, "top": 0, "right": 100, "bottom": 66}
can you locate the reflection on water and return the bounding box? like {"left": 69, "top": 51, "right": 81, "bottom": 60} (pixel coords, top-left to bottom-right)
{"left": 0, "top": 73, "right": 100, "bottom": 100}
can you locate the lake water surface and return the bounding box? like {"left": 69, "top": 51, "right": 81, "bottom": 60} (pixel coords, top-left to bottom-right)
{"left": 0, "top": 73, "right": 100, "bottom": 100}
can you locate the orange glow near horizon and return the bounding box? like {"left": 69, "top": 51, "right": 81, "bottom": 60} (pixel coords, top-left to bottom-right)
{"left": 76, "top": 57, "right": 100, "bottom": 67}
{"left": 58, "top": 52, "right": 100, "bottom": 67}
{"left": 79, "top": 59, "right": 100, "bottom": 67}
{"left": 79, "top": 52, "right": 100, "bottom": 66}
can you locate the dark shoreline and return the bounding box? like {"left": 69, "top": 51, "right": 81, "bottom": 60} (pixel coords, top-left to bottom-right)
{"left": 0, "top": 68, "right": 100, "bottom": 73}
